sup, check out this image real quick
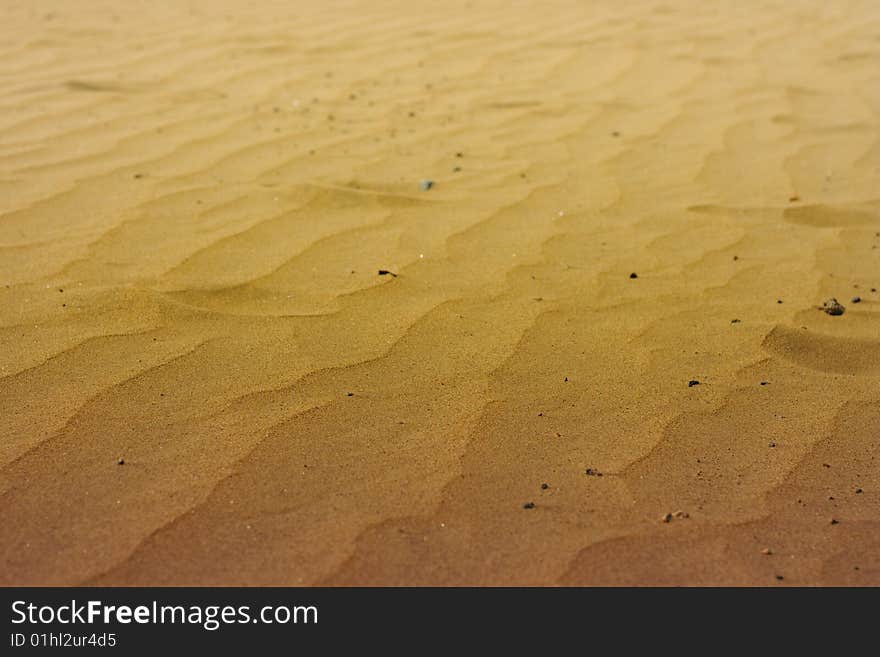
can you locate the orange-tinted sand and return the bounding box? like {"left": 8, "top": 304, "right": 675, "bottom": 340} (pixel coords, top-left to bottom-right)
{"left": 1, "top": 0, "right": 878, "bottom": 586}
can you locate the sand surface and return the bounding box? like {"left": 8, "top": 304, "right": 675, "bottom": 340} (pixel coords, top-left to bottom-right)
{"left": 1, "top": 0, "right": 879, "bottom": 586}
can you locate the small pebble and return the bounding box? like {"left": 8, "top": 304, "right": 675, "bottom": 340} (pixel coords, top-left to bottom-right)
{"left": 541, "top": 483, "right": 549, "bottom": 490}
{"left": 761, "top": 548, "right": 773, "bottom": 555}
{"left": 585, "top": 468, "right": 603, "bottom": 477}
{"left": 117, "top": 458, "right": 125, "bottom": 466}
{"left": 830, "top": 518, "right": 839, "bottom": 525}
{"left": 419, "top": 180, "right": 434, "bottom": 191}
{"left": 688, "top": 380, "right": 700, "bottom": 387}
{"left": 629, "top": 272, "right": 638, "bottom": 279}
{"left": 523, "top": 502, "right": 536, "bottom": 510}
{"left": 851, "top": 296, "right": 861, "bottom": 304}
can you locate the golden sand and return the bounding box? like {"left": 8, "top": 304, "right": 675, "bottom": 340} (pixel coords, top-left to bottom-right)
{"left": 1, "top": 0, "right": 878, "bottom": 585}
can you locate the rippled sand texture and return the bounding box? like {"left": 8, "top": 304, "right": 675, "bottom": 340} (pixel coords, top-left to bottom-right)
{"left": 1, "top": 0, "right": 879, "bottom": 586}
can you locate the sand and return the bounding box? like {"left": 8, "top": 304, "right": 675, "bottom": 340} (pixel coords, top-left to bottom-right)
{"left": 1, "top": 0, "right": 878, "bottom": 586}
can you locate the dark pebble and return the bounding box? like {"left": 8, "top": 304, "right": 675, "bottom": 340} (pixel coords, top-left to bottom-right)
{"left": 377, "top": 269, "right": 398, "bottom": 277}
{"left": 830, "top": 518, "right": 839, "bottom": 525}
{"left": 851, "top": 296, "right": 861, "bottom": 303}
{"left": 629, "top": 272, "right": 638, "bottom": 279}
{"left": 688, "top": 380, "right": 700, "bottom": 387}
{"left": 419, "top": 180, "right": 433, "bottom": 191}
{"left": 117, "top": 458, "right": 125, "bottom": 465}
{"left": 523, "top": 502, "right": 535, "bottom": 510}
{"left": 541, "top": 483, "right": 549, "bottom": 490}
{"left": 585, "top": 468, "right": 603, "bottom": 477}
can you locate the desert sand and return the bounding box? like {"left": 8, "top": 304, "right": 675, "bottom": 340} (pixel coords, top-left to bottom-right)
{"left": 1, "top": 0, "right": 878, "bottom": 586}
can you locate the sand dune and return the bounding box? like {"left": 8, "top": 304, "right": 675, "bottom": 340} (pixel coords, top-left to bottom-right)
{"left": 1, "top": 0, "right": 878, "bottom": 585}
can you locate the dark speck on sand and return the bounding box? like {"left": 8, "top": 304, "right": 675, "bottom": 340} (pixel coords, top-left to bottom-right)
{"left": 522, "top": 502, "right": 535, "bottom": 509}
{"left": 688, "top": 380, "right": 700, "bottom": 387}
